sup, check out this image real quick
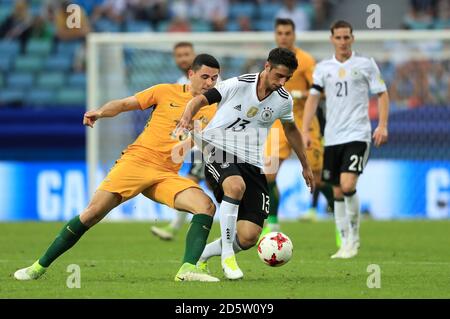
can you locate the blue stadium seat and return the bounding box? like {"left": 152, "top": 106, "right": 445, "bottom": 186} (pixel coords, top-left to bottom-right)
{"left": 57, "top": 88, "right": 86, "bottom": 105}
{"left": 229, "top": 3, "right": 256, "bottom": 19}
{"left": 8, "top": 72, "right": 34, "bottom": 89}
{"left": 125, "top": 21, "right": 153, "bottom": 32}
{"left": 56, "top": 41, "right": 82, "bottom": 57}
{"left": 156, "top": 21, "right": 170, "bottom": 32}
{"left": 37, "top": 72, "right": 66, "bottom": 89}
{"left": 67, "top": 73, "right": 86, "bottom": 88}
{"left": 0, "top": 4, "right": 11, "bottom": 24}
{"left": 0, "top": 40, "right": 20, "bottom": 57}
{"left": 0, "top": 55, "right": 11, "bottom": 71}
{"left": 45, "top": 55, "right": 73, "bottom": 71}
{"left": 27, "top": 89, "right": 56, "bottom": 106}
{"left": 226, "top": 21, "right": 241, "bottom": 32}
{"left": 191, "top": 21, "right": 212, "bottom": 32}
{"left": 14, "top": 55, "right": 44, "bottom": 72}
{"left": 254, "top": 20, "right": 273, "bottom": 31}
{"left": 259, "top": 3, "right": 282, "bottom": 20}
{"left": 95, "top": 19, "right": 121, "bottom": 32}
{"left": 26, "top": 39, "right": 53, "bottom": 56}
{"left": 0, "top": 89, "right": 25, "bottom": 105}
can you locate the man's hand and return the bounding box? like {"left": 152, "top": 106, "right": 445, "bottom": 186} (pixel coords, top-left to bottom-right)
{"left": 83, "top": 110, "right": 102, "bottom": 128}
{"left": 302, "top": 166, "right": 315, "bottom": 194}
{"left": 372, "top": 126, "right": 388, "bottom": 147}
{"left": 302, "top": 130, "right": 312, "bottom": 148}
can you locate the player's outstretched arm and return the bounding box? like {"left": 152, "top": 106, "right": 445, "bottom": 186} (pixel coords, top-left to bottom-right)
{"left": 282, "top": 121, "right": 315, "bottom": 193}
{"left": 372, "top": 91, "right": 390, "bottom": 147}
{"left": 302, "top": 93, "right": 321, "bottom": 148}
{"left": 83, "top": 96, "right": 140, "bottom": 128}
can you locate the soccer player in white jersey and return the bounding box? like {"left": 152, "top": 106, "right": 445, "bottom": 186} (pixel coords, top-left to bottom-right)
{"left": 175, "top": 48, "right": 315, "bottom": 279}
{"left": 303, "top": 20, "right": 390, "bottom": 259}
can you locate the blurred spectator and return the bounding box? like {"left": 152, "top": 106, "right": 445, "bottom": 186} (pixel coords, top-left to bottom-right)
{"left": 29, "top": 16, "right": 54, "bottom": 41}
{"left": 191, "top": 0, "right": 229, "bottom": 31}
{"left": 73, "top": 42, "right": 87, "bottom": 72}
{"left": 275, "top": 0, "right": 311, "bottom": 31}
{"left": 0, "top": 0, "right": 33, "bottom": 52}
{"left": 54, "top": 1, "right": 91, "bottom": 41}
{"left": 167, "top": 16, "right": 192, "bottom": 32}
{"left": 433, "top": 0, "right": 450, "bottom": 29}
{"left": 403, "top": 0, "right": 437, "bottom": 29}
{"left": 311, "top": 0, "right": 333, "bottom": 30}
{"left": 237, "top": 15, "right": 252, "bottom": 31}
{"left": 128, "top": 0, "right": 169, "bottom": 30}
{"left": 91, "top": 0, "right": 127, "bottom": 24}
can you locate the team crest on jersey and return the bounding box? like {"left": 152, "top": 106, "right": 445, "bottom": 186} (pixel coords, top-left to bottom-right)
{"left": 338, "top": 67, "right": 346, "bottom": 79}
{"left": 197, "top": 115, "right": 209, "bottom": 124}
{"left": 261, "top": 107, "right": 273, "bottom": 121}
{"left": 351, "top": 69, "right": 360, "bottom": 78}
{"left": 246, "top": 106, "right": 259, "bottom": 118}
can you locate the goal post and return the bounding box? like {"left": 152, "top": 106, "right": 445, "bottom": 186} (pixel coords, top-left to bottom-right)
{"left": 87, "top": 30, "right": 450, "bottom": 220}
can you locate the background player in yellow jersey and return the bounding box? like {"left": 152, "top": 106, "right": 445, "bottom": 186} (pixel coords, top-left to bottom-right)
{"left": 14, "top": 54, "right": 222, "bottom": 282}
{"left": 263, "top": 18, "right": 334, "bottom": 233}
{"left": 151, "top": 41, "right": 200, "bottom": 240}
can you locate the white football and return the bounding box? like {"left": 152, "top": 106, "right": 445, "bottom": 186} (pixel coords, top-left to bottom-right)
{"left": 257, "top": 232, "right": 293, "bottom": 267}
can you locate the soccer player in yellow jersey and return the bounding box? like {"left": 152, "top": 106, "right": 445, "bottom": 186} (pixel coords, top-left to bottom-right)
{"left": 14, "top": 54, "right": 222, "bottom": 282}
{"left": 263, "top": 18, "right": 334, "bottom": 233}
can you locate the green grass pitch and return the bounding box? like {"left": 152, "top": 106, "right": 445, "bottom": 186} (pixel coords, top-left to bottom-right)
{"left": 1, "top": 220, "right": 449, "bottom": 298}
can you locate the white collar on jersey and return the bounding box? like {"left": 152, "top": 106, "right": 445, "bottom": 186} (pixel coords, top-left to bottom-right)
{"left": 332, "top": 51, "right": 355, "bottom": 64}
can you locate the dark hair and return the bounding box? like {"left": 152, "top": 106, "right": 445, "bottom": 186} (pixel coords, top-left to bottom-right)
{"left": 267, "top": 47, "right": 298, "bottom": 72}
{"left": 330, "top": 20, "right": 353, "bottom": 35}
{"left": 191, "top": 54, "right": 220, "bottom": 71}
{"left": 274, "top": 18, "right": 296, "bottom": 31}
{"left": 173, "top": 41, "right": 193, "bottom": 51}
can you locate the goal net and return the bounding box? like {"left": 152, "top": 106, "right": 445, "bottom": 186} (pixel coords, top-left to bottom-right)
{"left": 87, "top": 31, "right": 450, "bottom": 221}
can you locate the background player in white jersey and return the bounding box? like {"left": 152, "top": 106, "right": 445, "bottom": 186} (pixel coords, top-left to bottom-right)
{"left": 176, "top": 48, "right": 315, "bottom": 279}
{"left": 303, "top": 20, "right": 390, "bottom": 259}
{"left": 151, "top": 42, "right": 208, "bottom": 240}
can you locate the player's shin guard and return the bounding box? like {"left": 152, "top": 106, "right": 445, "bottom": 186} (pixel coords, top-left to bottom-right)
{"left": 344, "top": 190, "right": 360, "bottom": 245}
{"left": 39, "top": 215, "right": 89, "bottom": 267}
{"left": 219, "top": 196, "right": 240, "bottom": 259}
{"left": 182, "top": 214, "right": 213, "bottom": 265}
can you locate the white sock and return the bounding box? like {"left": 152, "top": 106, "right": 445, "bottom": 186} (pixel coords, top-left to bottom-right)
{"left": 169, "top": 211, "right": 188, "bottom": 230}
{"left": 334, "top": 199, "right": 348, "bottom": 247}
{"left": 344, "top": 191, "right": 360, "bottom": 245}
{"left": 219, "top": 196, "right": 240, "bottom": 259}
{"left": 200, "top": 234, "right": 243, "bottom": 261}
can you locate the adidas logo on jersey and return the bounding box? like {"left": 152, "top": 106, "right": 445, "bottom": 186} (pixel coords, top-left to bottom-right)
{"left": 233, "top": 104, "right": 242, "bottom": 111}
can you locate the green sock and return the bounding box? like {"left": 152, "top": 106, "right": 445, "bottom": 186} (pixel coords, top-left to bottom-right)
{"left": 267, "top": 181, "right": 279, "bottom": 224}
{"left": 38, "top": 215, "right": 89, "bottom": 267}
{"left": 319, "top": 183, "right": 334, "bottom": 211}
{"left": 182, "top": 214, "right": 213, "bottom": 265}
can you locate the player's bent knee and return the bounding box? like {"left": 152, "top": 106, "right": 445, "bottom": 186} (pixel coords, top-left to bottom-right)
{"left": 193, "top": 197, "right": 216, "bottom": 216}
{"left": 340, "top": 184, "right": 356, "bottom": 194}
{"left": 237, "top": 233, "right": 259, "bottom": 249}
{"left": 222, "top": 177, "right": 246, "bottom": 199}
